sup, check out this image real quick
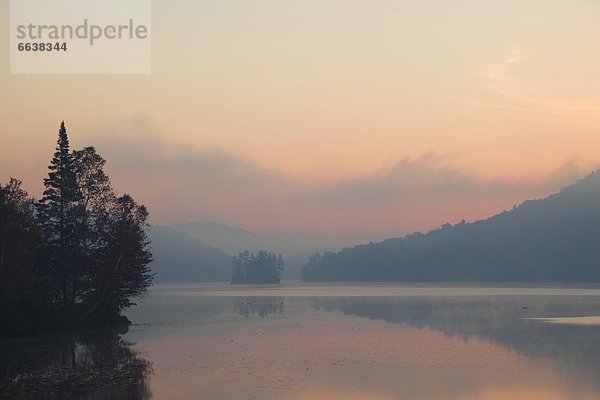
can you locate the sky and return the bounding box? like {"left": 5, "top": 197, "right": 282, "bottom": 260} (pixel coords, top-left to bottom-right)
{"left": 1, "top": 0, "right": 599, "bottom": 246}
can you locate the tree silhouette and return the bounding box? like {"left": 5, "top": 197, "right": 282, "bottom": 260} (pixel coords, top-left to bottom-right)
{"left": 231, "top": 250, "right": 284, "bottom": 284}
{"left": 0, "top": 121, "right": 153, "bottom": 337}
{"left": 77, "top": 194, "right": 152, "bottom": 325}
{"left": 38, "top": 121, "right": 82, "bottom": 310}
{"left": 0, "top": 179, "right": 43, "bottom": 336}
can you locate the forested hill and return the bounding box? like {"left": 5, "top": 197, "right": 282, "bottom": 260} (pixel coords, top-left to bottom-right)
{"left": 149, "top": 226, "right": 232, "bottom": 283}
{"left": 302, "top": 171, "right": 600, "bottom": 282}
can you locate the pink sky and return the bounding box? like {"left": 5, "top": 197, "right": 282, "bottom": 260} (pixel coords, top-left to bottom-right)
{"left": 1, "top": 0, "right": 599, "bottom": 245}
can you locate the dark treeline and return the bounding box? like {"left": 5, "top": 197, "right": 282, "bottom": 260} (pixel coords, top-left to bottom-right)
{"left": 303, "top": 171, "right": 600, "bottom": 282}
{"left": 0, "top": 122, "right": 152, "bottom": 337}
{"left": 231, "top": 250, "right": 284, "bottom": 284}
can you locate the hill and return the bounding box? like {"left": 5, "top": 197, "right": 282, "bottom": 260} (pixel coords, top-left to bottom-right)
{"left": 302, "top": 171, "right": 600, "bottom": 282}
{"left": 166, "top": 221, "right": 263, "bottom": 255}
{"left": 148, "top": 226, "right": 232, "bottom": 283}
{"left": 166, "top": 221, "right": 329, "bottom": 280}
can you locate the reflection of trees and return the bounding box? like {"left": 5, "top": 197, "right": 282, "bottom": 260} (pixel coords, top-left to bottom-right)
{"left": 234, "top": 297, "right": 284, "bottom": 318}
{"left": 312, "top": 295, "right": 600, "bottom": 387}
{"left": 0, "top": 326, "right": 151, "bottom": 399}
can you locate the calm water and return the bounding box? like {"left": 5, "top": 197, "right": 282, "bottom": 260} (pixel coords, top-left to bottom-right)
{"left": 3, "top": 283, "right": 600, "bottom": 399}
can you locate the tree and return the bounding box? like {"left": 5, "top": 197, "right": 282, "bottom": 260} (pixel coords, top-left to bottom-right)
{"left": 71, "top": 146, "right": 114, "bottom": 311}
{"left": 38, "top": 121, "right": 82, "bottom": 310}
{"left": 0, "top": 121, "right": 153, "bottom": 337}
{"left": 0, "top": 179, "right": 42, "bottom": 335}
{"left": 231, "top": 250, "right": 284, "bottom": 284}
{"left": 77, "top": 195, "right": 153, "bottom": 325}
{"left": 231, "top": 250, "right": 251, "bottom": 283}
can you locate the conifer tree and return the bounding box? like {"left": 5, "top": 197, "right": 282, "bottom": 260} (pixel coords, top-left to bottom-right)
{"left": 38, "top": 121, "right": 82, "bottom": 310}
{"left": 1, "top": 121, "right": 154, "bottom": 335}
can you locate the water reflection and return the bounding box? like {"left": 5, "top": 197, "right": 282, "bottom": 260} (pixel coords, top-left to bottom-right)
{"left": 234, "top": 297, "right": 284, "bottom": 318}
{"left": 0, "top": 326, "right": 152, "bottom": 399}
{"left": 106, "top": 285, "right": 600, "bottom": 399}
{"left": 312, "top": 295, "right": 600, "bottom": 389}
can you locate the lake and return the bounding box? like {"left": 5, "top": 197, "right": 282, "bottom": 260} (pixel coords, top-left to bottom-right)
{"left": 3, "top": 282, "right": 600, "bottom": 399}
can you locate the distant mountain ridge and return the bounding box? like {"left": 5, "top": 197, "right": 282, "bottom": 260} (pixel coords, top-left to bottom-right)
{"left": 302, "top": 171, "right": 600, "bottom": 282}
{"left": 148, "top": 225, "right": 231, "bottom": 283}
{"left": 166, "top": 221, "right": 272, "bottom": 255}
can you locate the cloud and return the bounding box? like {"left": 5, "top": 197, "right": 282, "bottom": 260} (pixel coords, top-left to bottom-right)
{"left": 281, "top": 153, "right": 589, "bottom": 244}
{"left": 290, "top": 152, "right": 585, "bottom": 210}
{"left": 477, "top": 46, "right": 600, "bottom": 126}
{"left": 80, "top": 119, "right": 591, "bottom": 246}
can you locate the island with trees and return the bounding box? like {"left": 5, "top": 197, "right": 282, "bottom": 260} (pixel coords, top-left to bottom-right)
{"left": 0, "top": 122, "right": 153, "bottom": 337}
{"left": 231, "top": 250, "right": 284, "bottom": 284}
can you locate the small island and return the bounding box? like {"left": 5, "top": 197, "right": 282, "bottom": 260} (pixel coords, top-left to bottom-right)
{"left": 231, "top": 250, "right": 284, "bottom": 284}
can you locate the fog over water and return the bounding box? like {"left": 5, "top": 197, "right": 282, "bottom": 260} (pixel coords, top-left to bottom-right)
{"left": 3, "top": 283, "right": 600, "bottom": 399}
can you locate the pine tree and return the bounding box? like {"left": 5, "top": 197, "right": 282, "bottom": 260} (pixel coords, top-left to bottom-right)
{"left": 38, "top": 121, "right": 82, "bottom": 310}
{"left": 2, "top": 121, "right": 154, "bottom": 336}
